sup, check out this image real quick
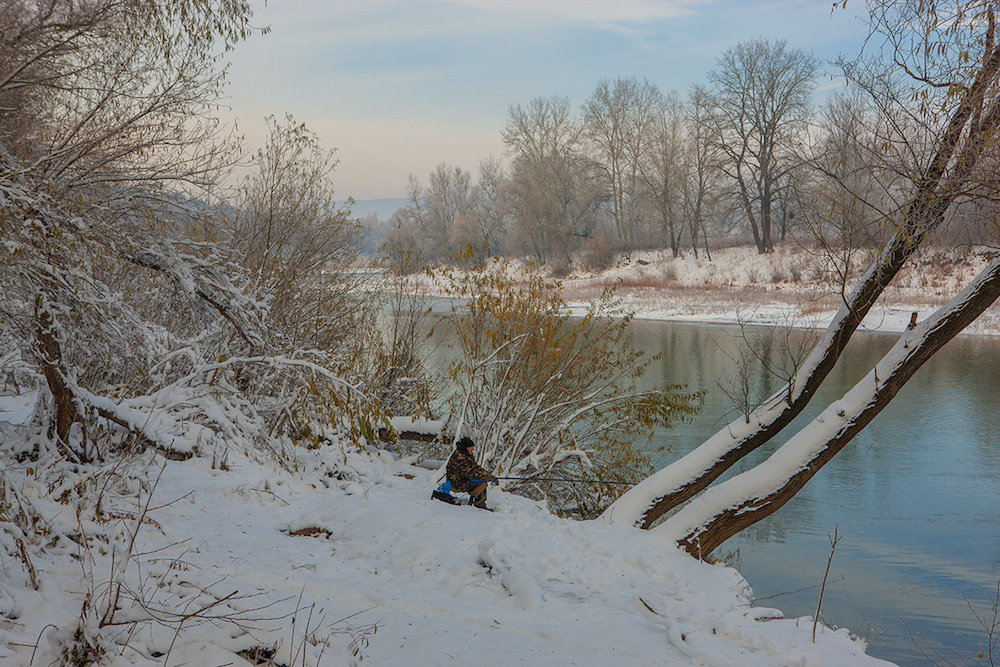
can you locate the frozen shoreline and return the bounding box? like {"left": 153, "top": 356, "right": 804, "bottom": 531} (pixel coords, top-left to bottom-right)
{"left": 411, "top": 245, "right": 1000, "bottom": 336}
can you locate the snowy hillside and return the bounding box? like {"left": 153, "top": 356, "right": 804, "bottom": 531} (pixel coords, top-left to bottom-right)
{"left": 0, "top": 394, "right": 887, "bottom": 665}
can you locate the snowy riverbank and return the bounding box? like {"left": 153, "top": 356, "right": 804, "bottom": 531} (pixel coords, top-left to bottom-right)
{"left": 0, "top": 392, "right": 888, "bottom": 665}
{"left": 560, "top": 245, "right": 1000, "bottom": 336}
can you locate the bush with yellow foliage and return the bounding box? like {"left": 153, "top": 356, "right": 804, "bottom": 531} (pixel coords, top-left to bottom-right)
{"left": 441, "top": 261, "right": 700, "bottom": 517}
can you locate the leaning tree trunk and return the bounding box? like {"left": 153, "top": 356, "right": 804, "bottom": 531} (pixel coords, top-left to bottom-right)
{"left": 656, "top": 256, "right": 1000, "bottom": 557}
{"left": 602, "top": 223, "right": 931, "bottom": 528}
{"left": 602, "top": 40, "right": 1000, "bottom": 529}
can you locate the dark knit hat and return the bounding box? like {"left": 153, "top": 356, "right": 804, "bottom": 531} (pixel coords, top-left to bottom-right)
{"left": 456, "top": 436, "right": 475, "bottom": 451}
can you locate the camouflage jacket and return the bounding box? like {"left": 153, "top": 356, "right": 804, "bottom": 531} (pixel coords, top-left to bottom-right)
{"left": 446, "top": 449, "right": 496, "bottom": 493}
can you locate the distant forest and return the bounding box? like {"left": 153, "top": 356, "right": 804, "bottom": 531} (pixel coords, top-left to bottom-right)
{"left": 379, "top": 38, "right": 995, "bottom": 274}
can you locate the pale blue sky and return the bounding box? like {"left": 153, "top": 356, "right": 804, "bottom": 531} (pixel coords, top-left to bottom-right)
{"left": 224, "top": 1, "right": 871, "bottom": 200}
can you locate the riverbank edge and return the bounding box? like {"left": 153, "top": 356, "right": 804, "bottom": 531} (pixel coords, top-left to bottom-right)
{"left": 562, "top": 293, "right": 1000, "bottom": 337}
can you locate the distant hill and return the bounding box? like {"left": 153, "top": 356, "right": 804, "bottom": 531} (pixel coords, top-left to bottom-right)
{"left": 349, "top": 198, "right": 407, "bottom": 221}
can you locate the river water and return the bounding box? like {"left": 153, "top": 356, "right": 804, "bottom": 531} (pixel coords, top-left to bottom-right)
{"left": 625, "top": 319, "right": 1000, "bottom": 665}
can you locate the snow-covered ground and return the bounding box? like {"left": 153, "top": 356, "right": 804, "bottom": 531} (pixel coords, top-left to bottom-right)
{"left": 0, "top": 392, "right": 888, "bottom": 666}
{"left": 559, "top": 245, "right": 1000, "bottom": 336}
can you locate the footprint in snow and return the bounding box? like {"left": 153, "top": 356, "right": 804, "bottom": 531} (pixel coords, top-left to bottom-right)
{"left": 477, "top": 538, "right": 543, "bottom": 610}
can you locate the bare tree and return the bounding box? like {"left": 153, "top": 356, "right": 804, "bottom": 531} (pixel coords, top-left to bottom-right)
{"left": 793, "top": 93, "right": 898, "bottom": 295}
{"left": 426, "top": 163, "right": 474, "bottom": 260}
{"left": 682, "top": 85, "right": 722, "bottom": 260}
{"left": 228, "top": 114, "right": 370, "bottom": 356}
{"left": 583, "top": 77, "right": 664, "bottom": 251}
{"left": 390, "top": 164, "right": 474, "bottom": 263}
{"left": 708, "top": 39, "right": 817, "bottom": 254}
{"left": 503, "top": 96, "right": 603, "bottom": 265}
{"left": 639, "top": 91, "right": 687, "bottom": 256}
{"left": 468, "top": 156, "right": 511, "bottom": 257}
{"left": 605, "top": 1, "right": 1000, "bottom": 556}
{"left": 716, "top": 313, "right": 817, "bottom": 426}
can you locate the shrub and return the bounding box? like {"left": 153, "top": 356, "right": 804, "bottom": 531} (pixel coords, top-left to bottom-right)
{"left": 440, "top": 262, "right": 701, "bottom": 516}
{"left": 579, "top": 231, "right": 618, "bottom": 272}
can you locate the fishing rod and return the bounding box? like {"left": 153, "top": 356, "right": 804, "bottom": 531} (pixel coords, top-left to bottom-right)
{"left": 495, "top": 475, "right": 633, "bottom": 486}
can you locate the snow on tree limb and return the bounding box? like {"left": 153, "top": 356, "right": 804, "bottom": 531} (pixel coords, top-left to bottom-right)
{"left": 602, "top": 227, "right": 937, "bottom": 528}
{"left": 128, "top": 242, "right": 265, "bottom": 347}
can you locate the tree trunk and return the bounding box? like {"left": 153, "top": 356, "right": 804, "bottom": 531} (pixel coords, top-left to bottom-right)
{"left": 741, "top": 197, "right": 764, "bottom": 253}
{"left": 658, "top": 256, "right": 1000, "bottom": 557}
{"left": 34, "top": 295, "right": 81, "bottom": 454}
{"left": 602, "top": 224, "right": 928, "bottom": 528}
{"left": 760, "top": 179, "right": 773, "bottom": 253}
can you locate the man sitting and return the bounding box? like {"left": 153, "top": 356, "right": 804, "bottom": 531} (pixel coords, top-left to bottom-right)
{"left": 446, "top": 437, "right": 497, "bottom": 509}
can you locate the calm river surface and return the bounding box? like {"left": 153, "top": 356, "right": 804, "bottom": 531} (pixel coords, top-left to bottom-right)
{"left": 625, "top": 319, "right": 1000, "bottom": 666}
{"left": 424, "top": 311, "right": 1000, "bottom": 665}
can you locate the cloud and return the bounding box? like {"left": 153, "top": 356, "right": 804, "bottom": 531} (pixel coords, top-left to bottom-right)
{"left": 243, "top": 1, "right": 530, "bottom": 57}
{"left": 243, "top": 0, "right": 708, "bottom": 57}
{"left": 441, "top": 0, "right": 700, "bottom": 28}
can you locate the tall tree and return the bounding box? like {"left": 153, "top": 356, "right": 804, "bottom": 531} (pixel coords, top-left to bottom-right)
{"left": 468, "top": 156, "right": 512, "bottom": 257}
{"left": 708, "top": 39, "right": 816, "bottom": 253}
{"left": 503, "top": 96, "right": 603, "bottom": 264}
{"left": 682, "top": 86, "right": 723, "bottom": 259}
{"left": 639, "top": 91, "right": 687, "bottom": 257}
{"left": 793, "top": 93, "right": 897, "bottom": 292}
{"left": 426, "top": 163, "right": 474, "bottom": 260}
{"left": 389, "top": 165, "right": 474, "bottom": 264}
{"left": 583, "top": 77, "right": 664, "bottom": 251}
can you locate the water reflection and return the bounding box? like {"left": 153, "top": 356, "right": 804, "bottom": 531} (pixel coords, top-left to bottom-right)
{"left": 626, "top": 320, "right": 1000, "bottom": 665}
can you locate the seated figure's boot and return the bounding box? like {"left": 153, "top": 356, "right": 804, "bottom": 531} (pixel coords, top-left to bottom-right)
{"left": 470, "top": 481, "right": 489, "bottom": 509}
